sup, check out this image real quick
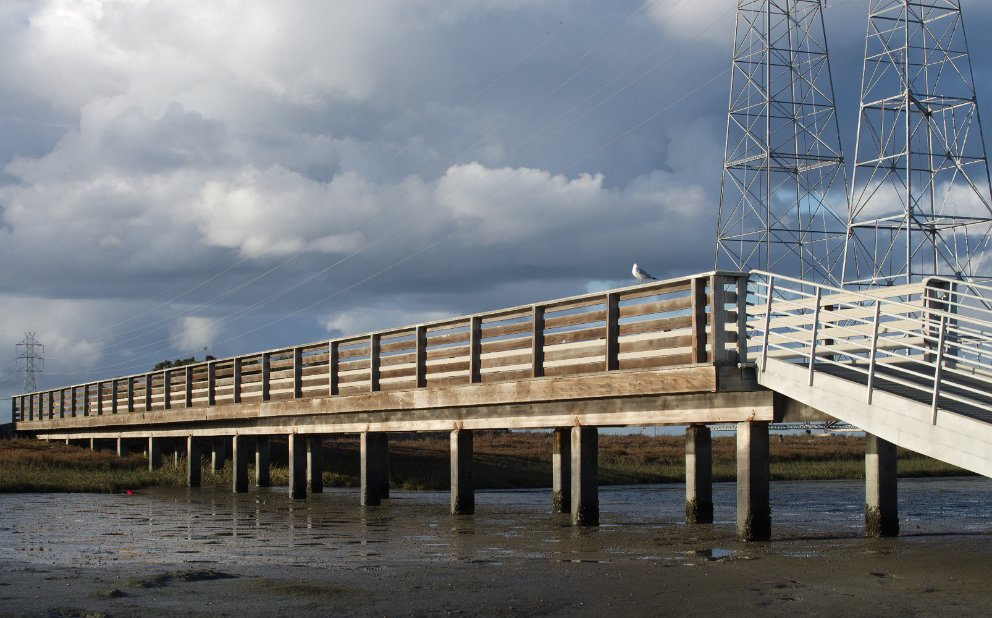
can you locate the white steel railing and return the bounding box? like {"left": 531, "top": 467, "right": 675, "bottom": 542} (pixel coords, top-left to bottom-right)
{"left": 746, "top": 271, "right": 992, "bottom": 424}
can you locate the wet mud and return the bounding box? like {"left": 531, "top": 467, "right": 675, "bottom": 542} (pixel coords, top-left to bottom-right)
{"left": 2, "top": 479, "right": 992, "bottom": 616}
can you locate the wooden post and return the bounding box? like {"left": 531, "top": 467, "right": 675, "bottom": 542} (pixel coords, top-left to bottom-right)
{"left": 186, "top": 436, "right": 201, "bottom": 488}
{"left": 207, "top": 362, "right": 216, "bottom": 406}
{"left": 127, "top": 378, "right": 135, "bottom": 413}
{"left": 532, "top": 306, "right": 545, "bottom": 378}
{"left": 293, "top": 347, "right": 303, "bottom": 399}
{"left": 47, "top": 391, "right": 54, "bottom": 420}
{"left": 255, "top": 436, "right": 271, "bottom": 488}
{"left": 111, "top": 380, "right": 118, "bottom": 415}
{"left": 710, "top": 275, "right": 729, "bottom": 365}
{"left": 552, "top": 428, "right": 571, "bottom": 513}
{"left": 606, "top": 293, "right": 620, "bottom": 371}
{"left": 70, "top": 386, "right": 78, "bottom": 418}
{"left": 307, "top": 436, "right": 324, "bottom": 494}
{"left": 685, "top": 425, "right": 713, "bottom": 524}
{"left": 469, "top": 317, "right": 482, "bottom": 384}
{"left": 262, "top": 353, "right": 271, "bottom": 401}
{"left": 416, "top": 326, "right": 428, "bottom": 388}
{"left": 288, "top": 434, "right": 307, "bottom": 499}
{"left": 96, "top": 382, "right": 104, "bottom": 416}
{"left": 571, "top": 426, "right": 598, "bottom": 526}
{"left": 369, "top": 334, "right": 381, "bottom": 392}
{"left": 82, "top": 385, "right": 90, "bottom": 417}
{"left": 736, "top": 276, "right": 748, "bottom": 364}
{"left": 184, "top": 366, "right": 194, "bottom": 408}
{"left": 232, "top": 435, "right": 249, "bottom": 493}
{"left": 450, "top": 429, "right": 474, "bottom": 515}
{"left": 59, "top": 389, "right": 65, "bottom": 419}
{"left": 163, "top": 370, "right": 171, "bottom": 410}
{"left": 691, "top": 277, "right": 708, "bottom": 364}
{"left": 329, "top": 342, "right": 339, "bottom": 396}
{"left": 144, "top": 374, "right": 153, "bottom": 411}
{"left": 233, "top": 358, "right": 242, "bottom": 404}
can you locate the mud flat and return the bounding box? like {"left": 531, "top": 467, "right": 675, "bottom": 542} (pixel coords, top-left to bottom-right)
{"left": 2, "top": 480, "right": 991, "bottom": 616}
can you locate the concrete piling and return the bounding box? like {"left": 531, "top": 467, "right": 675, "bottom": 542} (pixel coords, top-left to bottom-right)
{"left": 736, "top": 421, "right": 771, "bottom": 541}
{"left": 450, "top": 429, "right": 474, "bottom": 515}
{"left": 186, "top": 436, "right": 201, "bottom": 488}
{"left": 148, "top": 437, "right": 162, "bottom": 471}
{"left": 570, "top": 426, "right": 598, "bottom": 526}
{"left": 865, "top": 433, "right": 899, "bottom": 538}
{"left": 379, "top": 433, "right": 390, "bottom": 499}
{"left": 116, "top": 437, "right": 128, "bottom": 458}
{"left": 685, "top": 424, "right": 713, "bottom": 524}
{"left": 255, "top": 437, "right": 271, "bottom": 488}
{"left": 233, "top": 435, "right": 249, "bottom": 493}
{"left": 211, "top": 437, "right": 227, "bottom": 471}
{"left": 361, "top": 432, "right": 386, "bottom": 506}
{"left": 307, "top": 436, "right": 324, "bottom": 494}
{"left": 552, "top": 428, "right": 571, "bottom": 513}
{"left": 288, "top": 434, "right": 307, "bottom": 499}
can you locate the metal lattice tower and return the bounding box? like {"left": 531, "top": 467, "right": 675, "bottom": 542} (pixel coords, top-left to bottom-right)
{"left": 15, "top": 332, "right": 43, "bottom": 393}
{"left": 843, "top": 0, "right": 992, "bottom": 286}
{"left": 716, "top": 0, "right": 849, "bottom": 285}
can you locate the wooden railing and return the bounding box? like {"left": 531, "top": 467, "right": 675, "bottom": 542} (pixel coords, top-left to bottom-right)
{"left": 12, "top": 271, "right": 747, "bottom": 423}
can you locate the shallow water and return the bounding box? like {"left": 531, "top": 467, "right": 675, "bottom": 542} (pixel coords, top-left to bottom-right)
{"left": 2, "top": 478, "right": 991, "bottom": 570}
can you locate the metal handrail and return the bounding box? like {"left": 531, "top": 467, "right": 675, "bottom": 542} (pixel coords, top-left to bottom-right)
{"left": 747, "top": 271, "right": 992, "bottom": 425}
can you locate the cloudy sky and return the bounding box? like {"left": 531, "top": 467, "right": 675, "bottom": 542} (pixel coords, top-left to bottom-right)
{"left": 2, "top": 0, "right": 992, "bottom": 418}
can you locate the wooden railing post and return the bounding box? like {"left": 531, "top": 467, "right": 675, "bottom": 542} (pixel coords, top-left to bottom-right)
{"left": 761, "top": 276, "right": 775, "bottom": 372}
{"left": 710, "top": 275, "right": 729, "bottom": 365}
{"left": 71, "top": 386, "right": 78, "bottom": 418}
{"left": 808, "top": 288, "right": 823, "bottom": 386}
{"left": 96, "top": 382, "right": 104, "bottom": 416}
{"left": 416, "top": 326, "right": 428, "bottom": 388}
{"left": 163, "top": 371, "right": 172, "bottom": 410}
{"left": 59, "top": 389, "right": 65, "bottom": 419}
{"left": 866, "top": 303, "right": 882, "bottom": 404}
{"left": 931, "top": 314, "right": 948, "bottom": 425}
{"left": 293, "top": 348, "right": 303, "bottom": 399}
{"left": 110, "top": 380, "right": 118, "bottom": 415}
{"left": 532, "top": 306, "right": 545, "bottom": 378}
{"left": 606, "top": 293, "right": 620, "bottom": 371}
{"left": 736, "top": 276, "right": 748, "bottom": 364}
{"left": 233, "top": 359, "right": 242, "bottom": 404}
{"left": 207, "top": 362, "right": 216, "bottom": 406}
{"left": 144, "top": 374, "right": 153, "bottom": 411}
{"left": 47, "top": 391, "right": 54, "bottom": 420}
{"left": 329, "top": 343, "right": 339, "bottom": 396}
{"left": 127, "top": 378, "right": 135, "bottom": 413}
{"left": 691, "top": 277, "right": 708, "bottom": 363}
{"left": 370, "top": 334, "right": 381, "bottom": 392}
{"left": 184, "top": 366, "right": 194, "bottom": 408}
{"left": 81, "top": 384, "right": 89, "bottom": 417}
{"left": 261, "top": 353, "right": 271, "bottom": 401}
{"left": 470, "top": 317, "right": 482, "bottom": 384}
{"left": 10, "top": 397, "right": 16, "bottom": 423}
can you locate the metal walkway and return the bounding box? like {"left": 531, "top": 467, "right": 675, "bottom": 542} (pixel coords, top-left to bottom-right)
{"left": 747, "top": 272, "right": 992, "bottom": 476}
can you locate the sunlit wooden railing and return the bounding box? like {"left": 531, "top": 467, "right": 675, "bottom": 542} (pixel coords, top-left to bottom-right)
{"left": 12, "top": 271, "right": 747, "bottom": 423}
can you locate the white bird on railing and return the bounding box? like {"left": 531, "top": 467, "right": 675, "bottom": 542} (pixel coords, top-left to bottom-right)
{"left": 632, "top": 262, "right": 657, "bottom": 282}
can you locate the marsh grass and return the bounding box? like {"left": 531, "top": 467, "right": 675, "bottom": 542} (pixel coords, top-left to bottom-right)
{"left": 0, "top": 432, "right": 968, "bottom": 493}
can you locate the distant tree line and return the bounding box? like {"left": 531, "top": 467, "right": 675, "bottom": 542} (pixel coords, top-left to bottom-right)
{"left": 153, "top": 355, "right": 215, "bottom": 371}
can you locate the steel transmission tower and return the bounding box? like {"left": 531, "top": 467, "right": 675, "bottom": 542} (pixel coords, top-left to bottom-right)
{"left": 15, "top": 332, "right": 44, "bottom": 392}
{"left": 716, "top": 0, "right": 849, "bottom": 284}
{"left": 844, "top": 0, "right": 992, "bottom": 286}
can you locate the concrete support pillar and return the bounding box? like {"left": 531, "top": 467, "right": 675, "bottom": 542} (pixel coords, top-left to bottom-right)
{"left": 450, "top": 429, "right": 474, "bottom": 515}
{"left": 685, "top": 425, "right": 713, "bottom": 524}
{"left": 173, "top": 440, "right": 186, "bottom": 466}
{"left": 379, "top": 433, "right": 390, "bottom": 499}
{"left": 211, "top": 437, "right": 227, "bottom": 471}
{"left": 232, "top": 435, "right": 249, "bottom": 493}
{"left": 90, "top": 438, "right": 97, "bottom": 451}
{"left": 570, "top": 426, "right": 598, "bottom": 526}
{"left": 255, "top": 437, "right": 271, "bottom": 488}
{"left": 288, "top": 434, "right": 307, "bottom": 499}
{"left": 865, "top": 434, "right": 899, "bottom": 538}
{"left": 736, "top": 421, "right": 771, "bottom": 541}
{"left": 147, "top": 437, "right": 162, "bottom": 471}
{"left": 307, "top": 436, "right": 324, "bottom": 494}
{"left": 116, "top": 437, "right": 128, "bottom": 458}
{"left": 552, "top": 428, "right": 571, "bottom": 513}
{"left": 186, "top": 436, "right": 201, "bottom": 488}
{"left": 361, "top": 432, "right": 386, "bottom": 506}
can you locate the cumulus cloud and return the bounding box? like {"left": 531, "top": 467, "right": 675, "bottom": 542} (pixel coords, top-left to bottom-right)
{"left": 169, "top": 316, "right": 221, "bottom": 352}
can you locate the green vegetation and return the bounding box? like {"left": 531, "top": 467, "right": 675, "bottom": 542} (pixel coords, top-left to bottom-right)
{"left": 0, "top": 432, "right": 968, "bottom": 494}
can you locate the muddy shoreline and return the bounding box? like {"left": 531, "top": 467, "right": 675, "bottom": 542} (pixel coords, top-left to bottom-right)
{"left": 2, "top": 481, "right": 991, "bottom": 616}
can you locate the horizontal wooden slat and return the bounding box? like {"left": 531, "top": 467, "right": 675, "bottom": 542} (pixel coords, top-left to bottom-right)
{"left": 620, "top": 296, "right": 692, "bottom": 318}
{"left": 544, "top": 309, "right": 606, "bottom": 330}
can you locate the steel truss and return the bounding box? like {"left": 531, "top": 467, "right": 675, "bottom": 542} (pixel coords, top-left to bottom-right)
{"left": 844, "top": 0, "right": 992, "bottom": 286}
{"left": 716, "top": 0, "right": 848, "bottom": 285}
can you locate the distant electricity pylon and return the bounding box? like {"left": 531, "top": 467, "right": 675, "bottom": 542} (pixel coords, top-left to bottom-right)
{"left": 15, "top": 332, "right": 44, "bottom": 393}
{"left": 716, "top": 0, "right": 849, "bottom": 285}
{"left": 843, "top": 0, "right": 992, "bottom": 286}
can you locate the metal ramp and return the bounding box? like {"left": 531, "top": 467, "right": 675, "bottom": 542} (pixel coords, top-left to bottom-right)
{"left": 746, "top": 272, "right": 992, "bottom": 477}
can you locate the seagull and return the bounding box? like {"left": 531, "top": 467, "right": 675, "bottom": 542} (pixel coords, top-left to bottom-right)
{"left": 632, "top": 262, "right": 657, "bottom": 282}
